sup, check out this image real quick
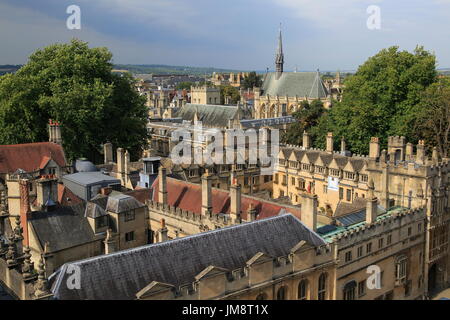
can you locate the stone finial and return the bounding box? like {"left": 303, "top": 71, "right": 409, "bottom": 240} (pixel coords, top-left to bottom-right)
{"left": 13, "top": 215, "right": 23, "bottom": 241}
{"left": 33, "top": 256, "right": 51, "bottom": 298}
{"left": 22, "top": 246, "right": 35, "bottom": 279}
{"left": 6, "top": 234, "right": 17, "bottom": 267}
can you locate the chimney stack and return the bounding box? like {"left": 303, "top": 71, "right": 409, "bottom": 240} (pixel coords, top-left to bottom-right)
{"left": 416, "top": 140, "right": 425, "bottom": 164}
{"left": 19, "top": 179, "right": 31, "bottom": 246}
{"left": 104, "top": 143, "right": 113, "bottom": 164}
{"left": 117, "top": 148, "right": 125, "bottom": 175}
{"left": 405, "top": 143, "right": 413, "bottom": 161}
{"left": 48, "top": 119, "right": 62, "bottom": 145}
{"left": 432, "top": 147, "right": 439, "bottom": 164}
{"left": 340, "top": 137, "right": 346, "bottom": 153}
{"left": 158, "top": 166, "right": 168, "bottom": 205}
{"left": 303, "top": 131, "right": 311, "bottom": 149}
{"left": 36, "top": 177, "right": 58, "bottom": 209}
{"left": 104, "top": 229, "right": 116, "bottom": 254}
{"left": 366, "top": 179, "right": 378, "bottom": 224}
{"left": 247, "top": 203, "right": 257, "bottom": 222}
{"left": 159, "top": 218, "right": 168, "bottom": 242}
{"left": 300, "top": 193, "right": 318, "bottom": 231}
{"left": 326, "top": 132, "right": 334, "bottom": 153}
{"left": 230, "top": 179, "right": 241, "bottom": 222}
{"left": 201, "top": 169, "right": 213, "bottom": 216}
{"left": 369, "top": 137, "right": 380, "bottom": 159}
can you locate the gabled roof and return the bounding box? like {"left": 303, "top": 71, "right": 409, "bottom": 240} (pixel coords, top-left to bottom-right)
{"left": 150, "top": 177, "right": 301, "bottom": 220}
{"left": 106, "top": 194, "right": 145, "bottom": 213}
{"left": 49, "top": 214, "right": 325, "bottom": 300}
{"left": 0, "top": 142, "right": 66, "bottom": 174}
{"left": 261, "top": 72, "right": 328, "bottom": 99}
{"left": 175, "top": 103, "right": 250, "bottom": 127}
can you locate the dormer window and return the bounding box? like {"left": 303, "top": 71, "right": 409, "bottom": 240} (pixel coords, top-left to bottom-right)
{"left": 95, "top": 215, "right": 108, "bottom": 229}
{"left": 344, "top": 171, "right": 355, "bottom": 180}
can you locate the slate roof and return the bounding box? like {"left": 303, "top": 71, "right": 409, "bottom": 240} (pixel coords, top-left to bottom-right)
{"left": 62, "top": 172, "right": 121, "bottom": 186}
{"left": 105, "top": 194, "right": 145, "bottom": 213}
{"left": 29, "top": 203, "right": 95, "bottom": 253}
{"left": 49, "top": 214, "right": 326, "bottom": 300}
{"left": 175, "top": 103, "right": 249, "bottom": 127}
{"left": 151, "top": 177, "right": 301, "bottom": 220}
{"left": 0, "top": 142, "right": 66, "bottom": 174}
{"left": 84, "top": 202, "right": 107, "bottom": 218}
{"left": 261, "top": 72, "right": 328, "bottom": 99}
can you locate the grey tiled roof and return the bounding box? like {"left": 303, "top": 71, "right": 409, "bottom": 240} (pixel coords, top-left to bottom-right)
{"left": 175, "top": 103, "right": 249, "bottom": 127}
{"left": 261, "top": 72, "right": 328, "bottom": 99}
{"left": 29, "top": 203, "right": 95, "bottom": 252}
{"left": 49, "top": 214, "right": 326, "bottom": 300}
{"left": 105, "top": 194, "right": 145, "bottom": 213}
{"left": 84, "top": 202, "right": 107, "bottom": 218}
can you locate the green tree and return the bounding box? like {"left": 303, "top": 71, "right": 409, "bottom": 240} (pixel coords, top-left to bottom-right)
{"left": 414, "top": 77, "right": 450, "bottom": 157}
{"left": 241, "top": 71, "right": 262, "bottom": 89}
{"left": 220, "top": 85, "right": 240, "bottom": 104}
{"left": 282, "top": 100, "right": 326, "bottom": 145}
{"left": 326, "top": 46, "right": 437, "bottom": 154}
{"left": 176, "top": 81, "right": 194, "bottom": 90}
{"left": 0, "top": 39, "right": 148, "bottom": 162}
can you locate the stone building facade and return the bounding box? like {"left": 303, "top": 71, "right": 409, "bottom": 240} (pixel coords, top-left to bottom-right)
{"left": 273, "top": 134, "right": 450, "bottom": 294}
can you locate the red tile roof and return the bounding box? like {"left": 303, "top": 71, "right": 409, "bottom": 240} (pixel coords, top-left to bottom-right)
{"left": 57, "top": 183, "right": 83, "bottom": 206}
{"left": 0, "top": 142, "right": 66, "bottom": 174}
{"left": 125, "top": 188, "right": 152, "bottom": 205}
{"left": 151, "top": 177, "right": 301, "bottom": 220}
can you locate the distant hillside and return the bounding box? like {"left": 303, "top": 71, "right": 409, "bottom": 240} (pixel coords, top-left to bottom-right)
{"left": 113, "top": 64, "right": 246, "bottom": 75}
{"left": 0, "top": 65, "right": 21, "bottom": 76}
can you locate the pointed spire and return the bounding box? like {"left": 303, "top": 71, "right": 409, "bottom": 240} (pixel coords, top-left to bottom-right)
{"left": 275, "top": 23, "right": 284, "bottom": 79}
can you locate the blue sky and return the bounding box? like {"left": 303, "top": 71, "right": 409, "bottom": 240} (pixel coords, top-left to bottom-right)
{"left": 1, "top": 0, "right": 450, "bottom": 71}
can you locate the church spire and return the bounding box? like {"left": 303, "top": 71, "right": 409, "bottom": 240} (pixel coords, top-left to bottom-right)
{"left": 275, "top": 23, "right": 284, "bottom": 79}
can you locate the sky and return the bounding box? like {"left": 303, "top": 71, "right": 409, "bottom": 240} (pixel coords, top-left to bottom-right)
{"left": 1, "top": 0, "right": 450, "bottom": 71}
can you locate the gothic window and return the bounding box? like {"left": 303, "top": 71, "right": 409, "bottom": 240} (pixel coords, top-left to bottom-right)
{"left": 396, "top": 256, "right": 408, "bottom": 281}
{"left": 343, "top": 281, "right": 357, "bottom": 300}
{"left": 277, "top": 286, "right": 288, "bottom": 300}
{"left": 256, "top": 293, "right": 267, "bottom": 300}
{"left": 298, "top": 279, "right": 308, "bottom": 300}
{"left": 318, "top": 273, "right": 328, "bottom": 300}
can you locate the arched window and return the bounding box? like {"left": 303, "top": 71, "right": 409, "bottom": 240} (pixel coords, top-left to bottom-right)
{"left": 298, "top": 279, "right": 308, "bottom": 300}
{"left": 276, "top": 286, "right": 288, "bottom": 300}
{"left": 256, "top": 292, "right": 267, "bottom": 300}
{"left": 343, "top": 281, "right": 357, "bottom": 300}
{"left": 318, "top": 273, "right": 328, "bottom": 300}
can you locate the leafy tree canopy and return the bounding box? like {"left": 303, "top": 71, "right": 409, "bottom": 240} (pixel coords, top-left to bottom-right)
{"left": 0, "top": 39, "right": 148, "bottom": 162}
{"left": 220, "top": 85, "right": 240, "bottom": 104}
{"left": 241, "top": 71, "right": 262, "bottom": 90}
{"left": 310, "top": 46, "right": 437, "bottom": 154}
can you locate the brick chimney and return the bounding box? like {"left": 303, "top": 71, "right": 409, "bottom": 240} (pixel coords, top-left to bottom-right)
{"left": 300, "top": 193, "right": 317, "bottom": 231}
{"left": 19, "top": 179, "right": 32, "bottom": 246}
{"left": 158, "top": 166, "right": 168, "bottom": 205}
{"left": 100, "top": 187, "right": 112, "bottom": 196}
{"left": 201, "top": 169, "right": 213, "bottom": 216}
{"left": 117, "top": 148, "right": 125, "bottom": 176}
